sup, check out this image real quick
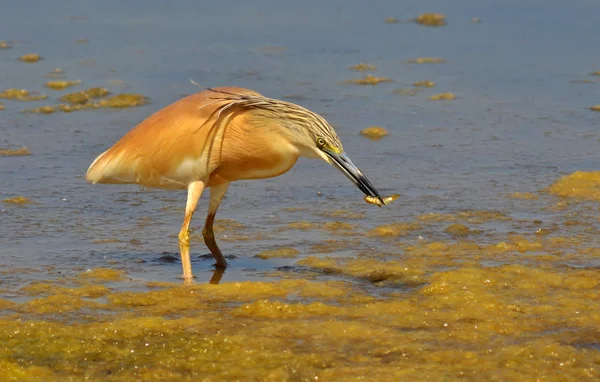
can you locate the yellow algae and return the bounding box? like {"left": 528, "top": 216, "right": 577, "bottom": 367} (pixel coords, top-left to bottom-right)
{"left": 0, "top": 147, "right": 31, "bottom": 156}
{"left": 44, "top": 68, "right": 65, "bottom": 79}
{"left": 95, "top": 93, "right": 148, "bottom": 108}
{"left": 91, "top": 238, "right": 123, "bottom": 244}
{"left": 407, "top": 57, "right": 446, "bottom": 64}
{"left": 393, "top": 87, "right": 422, "bottom": 96}
{"left": 367, "top": 222, "right": 422, "bottom": 237}
{"left": 44, "top": 80, "right": 81, "bottom": 90}
{"left": 58, "top": 103, "right": 95, "bottom": 112}
{"left": 316, "top": 209, "right": 364, "bottom": 219}
{"left": 22, "top": 105, "right": 55, "bottom": 114}
{"left": 0, "top": 40, "right": 10, "bottom": 49}
{"left": 107, "top": 289, "right": 212, "bottom": 316}
{"left": 344, "top": 75, "right": 393, "bottom": 86}
{"left": 384, "top": 17, "right": 399, "bottom": 24}
{"left": 0, "top": 264, "right": 600, "bottom": 380}
{"left": 508, "top": 191, "right": 540, "bottom": 200}
{"left": 360, "top": 126, "right": 388, "bottom": 140}
{"left": 535, "top": 227, "right": 555, "bottom": 237}
{"left": 414, "top": 13, "right": 447, "bottom": 26}
{"left": 298, "top": 256, "right": 426, "bottom": 285}
{"left": 110, "top": 279, "right": 352, "bottom": 306}
{"left": 282, "top": 206, "right": 306, "bottom": 212}
{"left": 83, "top": 87, "right": 110, "bottom": 98}
{"left": 18, "top": 295, "right": 100, "bottom": 314}
{"left": 219, "top": 232, "right": 268, "bottom": 242}
{"left": 0, "top": 102, "right": 3, "bottom": 110}
{"left": 429, "top": 92, "right": 456, "bottom": 100}
{"left": 0, "top": 299, "right": 16, "bottom": 310}
{"left": 349, "top": 62, "right": 376, "bottom": 71}
{"left": 548, "top": 171, "right": 600, "bottom": 201}
{"left": 60, "top": 92, "right": 89, "bottom": 105}
{"left": 0, "top": 88, "right": 47, "bottom": 101}
{"left": 418, "top": 210, "right": 511, "bottom": 224}
{"left": 322, "top": 221, "right": 358, "bottom": 235}
{"left": 591, "top": 71, "right": 600, "bottom": 76}
{"left": 231, "top": 300, "right": 341, "bottom": 319}
{"left": 413, "top": 80, "right": 435, "bottom": 87}
{"left": 36, "top": 91, "right": 146, "bottom": 113}
{"left": 75, "top": 38, "right": 88, "bottom": 43}
{"left": 3, "top": 196, "right": 33, "bottom": 204}
{"left": 310, "top": 238, "right": 361, "bottom": 253}
{"left": 18, "top": 53, "right": 41, "bottom": 63}
{"left": 444, "top": 223, "right": 471, "bottom": 237}
{"left": 286, "top": 221, "right": 317, "bottom": 230}
{"left": 20, "top": 282, "right": 110, "bottom": 299}
{"left": 0, "top": 361, "right": 56, "bottom": 381}
{"left": 591, "top": 105, "right": 600, "bottom": 112}
{"left": 60, "top": 87, "right": 110, "bottom": 105}
{"left": 402, "top": 241, "right": 483, "bottom": 265}
{"left": 482, "top": 235, "right": 544, "bottom": 254}
{"left": 213, "top": 218, "right": 246, "bottom": 232}
{"left": 78, "top": 268, "right": 127, "bottom": 282}
{"left": 256, "top": 247, "right": 299, "bottom": 259}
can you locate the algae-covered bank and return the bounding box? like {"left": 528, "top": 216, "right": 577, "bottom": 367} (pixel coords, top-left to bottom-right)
{"left": 1, "top": 257, "right": 599, "bottom": 380}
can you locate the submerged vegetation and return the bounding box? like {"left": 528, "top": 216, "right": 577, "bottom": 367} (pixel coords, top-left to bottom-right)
{"left": 18, "top": 53, "right": 42, "bottom": 63}
{"left": 0, "top": 89, "right": 47, "bottom": 101}
{"left": 0, "top": 147, "right": 31, "bottom": 156}
{"left": 414, "top": 13, "right": 447, "bottom": 27}
{"left": 344, "top": 75, "right": 393, "bottom": 86}
{"left": 22, "top": 88, "right": 149, "bottom": 114}
{"left": 360, "top": 126, "right": 389, "bottom": 140}
{"left": 428, "top": 92, "right": 456, "bottom": 101}
{"left": 349, "top": 62, "right": 377, "bottom": 72}
{"left": 2, "top": 196, "right": 33, "bottom": 204}
{"left": 407, "top": 57, "right": 447, "bottom": 64}
{"left": 413, "top": 80, "right": 436, "bottom": 88}
{"left": 44, "top": 80, "right": 81, "bottom": 90}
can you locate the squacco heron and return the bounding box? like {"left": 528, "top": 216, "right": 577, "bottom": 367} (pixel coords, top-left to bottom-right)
{"left": 86, "top": 86, "right": 385, "bottom": 281}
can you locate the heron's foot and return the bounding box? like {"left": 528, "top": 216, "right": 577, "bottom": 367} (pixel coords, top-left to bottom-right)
{"left": 179, "top": 274, "right": 197, "bottom": 285}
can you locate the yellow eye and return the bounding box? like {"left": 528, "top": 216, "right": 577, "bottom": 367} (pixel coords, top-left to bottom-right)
{"left": 316, "top": 137, "right": 326, "bottom": 147}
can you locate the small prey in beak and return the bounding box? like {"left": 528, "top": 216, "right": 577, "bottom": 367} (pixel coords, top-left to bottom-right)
{"left": 323, "top": 149, "right": 386, "bottom": 206}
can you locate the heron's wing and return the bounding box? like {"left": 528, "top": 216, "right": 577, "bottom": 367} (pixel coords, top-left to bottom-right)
{"left": 85, "top": 87, "right": 260, "bottom": 189}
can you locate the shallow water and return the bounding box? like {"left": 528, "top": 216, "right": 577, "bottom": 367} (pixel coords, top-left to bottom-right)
{"left": 1, "top": 0, "right": 600, "bottom": 380}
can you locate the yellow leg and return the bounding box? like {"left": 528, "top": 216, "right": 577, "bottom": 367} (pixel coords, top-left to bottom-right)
{"left": 203, "top": 182, "right": 230, "bottom": 268}
{"left": 178, "top": 180, "right": 205, "bottom": 281}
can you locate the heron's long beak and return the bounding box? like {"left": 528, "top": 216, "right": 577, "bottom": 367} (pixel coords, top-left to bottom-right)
{"left": 324, "top": 149, "right": 385, "bottom": 205}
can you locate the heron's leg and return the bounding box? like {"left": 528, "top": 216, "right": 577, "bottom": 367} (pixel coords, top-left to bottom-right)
{"left": 178, "top": 180, "right": 206, "bottom": 281}
{"left": 203, "top": 182, "right": 230, "bottom": 268}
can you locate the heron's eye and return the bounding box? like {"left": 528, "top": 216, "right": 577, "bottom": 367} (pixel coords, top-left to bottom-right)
{"left": 316, "top": 137, "right": 326, "bottom": 147}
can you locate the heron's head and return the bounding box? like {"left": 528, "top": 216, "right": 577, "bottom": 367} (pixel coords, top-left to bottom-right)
{"left": 206, "top": 88, "right": 385, "bottom": 203}
{"left": 299, "top": 118, "right": 384, "bottom": 204}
